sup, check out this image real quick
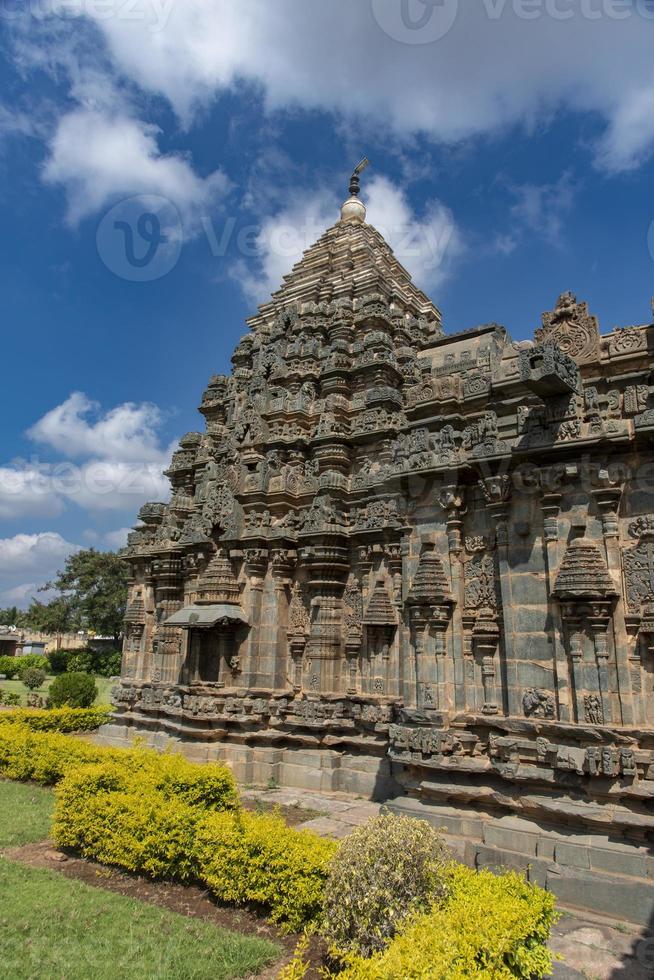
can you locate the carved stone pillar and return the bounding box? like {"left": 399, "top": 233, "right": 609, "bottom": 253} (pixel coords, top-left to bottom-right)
{"left": 479, "top": 474, "right": 514, "bottom": 715}
{"left": 437, "top": 485, "right": 466, "bottom": 710}
{"left": 587, "top": 602, "right": 612, "bottom": 725}
{"left": 539, "top": 473, "right": 570, "bottom": 721}
{"left": 287, "top": 580, "right": 310, "bottom": 693}
{"left": 408, "top": 605, "right": 430, "bottom": 709}
{"left": 473, "top": 606, "right": 500, "bottom": 715}
{"left": 271, "top": 547, "right": 295, "bottom": 689}
{"left": 302, "top": 537, "right": 349, "bottom": 694}
{"left": 561, "top": 603, "right": 585, "bottom": 723}
{"left": 243, "top": 547, "right": 268, "bottom": 687}
{"left": 591, "top": 479, "right": 632, "bottom": 724}
{"left": 631, "top": 608, "right": 653, "bottom": 724}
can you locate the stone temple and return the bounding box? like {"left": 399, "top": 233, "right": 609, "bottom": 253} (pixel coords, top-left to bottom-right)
{"left": 107, "top": 168, "right": 654, "bottom": 922}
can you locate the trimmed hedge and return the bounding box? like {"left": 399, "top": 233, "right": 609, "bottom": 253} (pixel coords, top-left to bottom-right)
{"left": 0, "top": 654, "right": 49, "bottom": 680}
{"left": 48, "top": 648, "right": 123, "bottom": 677}
{"left": 53, "top": 755, "right": 240, "bottom": 881}
{"left": 196, "top": 810, "right": 338, "bottom": 931}
{"left": 0, "top": 706, "right": 112, "bottom": 732}
{"left": 332, "top": 864, "right": 557, "bottom": 979}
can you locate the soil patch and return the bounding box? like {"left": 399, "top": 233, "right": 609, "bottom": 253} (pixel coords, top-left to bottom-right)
{"left": 241, "top": 797, "right": 323, "bottom": 827}
{"left": 4, "top": 840, "right": 328, "bottom": 978}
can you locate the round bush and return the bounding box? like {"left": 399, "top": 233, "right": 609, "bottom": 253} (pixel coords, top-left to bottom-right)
{"left": 22, "top": 667, "right": 46, "bottom": 691}
{"left": 322, "top": 813, "right": 449, "bottom": 957}
{"left": 47, "top": 671, "right": 97, "bottom": 709}
{"left": 66, "top": 651, "right": 95, "bottom": 674}
{"left": 16, "top": 655, "right": 49, "bottom": 678}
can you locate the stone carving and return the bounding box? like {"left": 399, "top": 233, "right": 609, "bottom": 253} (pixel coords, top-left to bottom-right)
{"left": 523, "top": 688, "right": 555, "bottom": 719}
{"left": 535, "top": 291, "right": 601, "bottom": 365}
{"left": 608, "top": 326, "right": 647, "bottom": 357}
{"left": 623, "top": 530, "right": 654, "bottom": 613}
{"left": 464, "top": 552, "right": 497, "bottom": 609}
{"left": 584, "top": 693, "right": 603, "bottom": 725}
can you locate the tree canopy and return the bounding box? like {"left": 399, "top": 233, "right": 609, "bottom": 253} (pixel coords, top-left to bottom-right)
{"left": 40, "top": 549, "right": 129, "bottom": 642}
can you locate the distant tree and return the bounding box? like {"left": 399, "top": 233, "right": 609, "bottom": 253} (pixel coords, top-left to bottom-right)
{"left": 0, "top": 606, "right": 28, "bottom": 628}
{"left": 42, "top": 550, "right": 129, "bottom": 644}
{"left": 23, "top": 597, "right": 77, "bottom": 634}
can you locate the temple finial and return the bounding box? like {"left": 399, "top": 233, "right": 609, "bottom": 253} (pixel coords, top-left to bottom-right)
{"left": 348, "top": 157, "right": 370, "bottom": 197}
{"left": 341, "top": 158, "right": 370, "bottom": 224}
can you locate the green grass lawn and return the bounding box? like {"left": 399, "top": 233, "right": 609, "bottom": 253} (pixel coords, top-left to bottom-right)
{"left": 0, "top": 673, "right": 114, "bottom": 707}
{"left": 0, "top": 781, "right": 281, "bottom": 979}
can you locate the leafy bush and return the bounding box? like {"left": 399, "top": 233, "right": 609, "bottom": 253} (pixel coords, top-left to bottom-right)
{"left": 0, "top": 706, "right": 111, "bottom": 733}
{"left": 47, "top": 648, "right": 70, "bottom": 674}
{"left": 323, "top": 813, "right": 449, "bottom": 957}
{"left": 334, "top": 865, "right": 557, "bottom": 979}
{"left": 15, "top": 655, "right": 49, "bottom": 677}
{"left": 0, "top": 656, "right": 20, "bottom": 679}
{"left": 47, "top": 672, "right": 97, "bottom": 709}
{"left": 53, "top": 754, "right": 239, "bottom": 881}
{"left": 195, "top": 809, "right": 337, "bottom": 931}
{"left": 22, "top": 668, "right": 46, "bottom": 691}
{"left": 66, "top": 651, "right": 95, "bottom": 674}
{"left": 0, "top": 690, "right": 20, "bottom": 706}
{"left": 93, "top": 650, "right": 123, "bottom": 677}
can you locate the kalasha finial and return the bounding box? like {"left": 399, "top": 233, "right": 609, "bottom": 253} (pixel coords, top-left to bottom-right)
{"left": 349, "top": 157, "right": 370, "bottom": 197}
{"left": 341, "top": 158, "right": 370, "bottom": 224}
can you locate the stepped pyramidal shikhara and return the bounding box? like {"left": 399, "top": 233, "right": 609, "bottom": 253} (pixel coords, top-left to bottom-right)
{"left": 108, "top": 165, "right": 654, "bottom": 923}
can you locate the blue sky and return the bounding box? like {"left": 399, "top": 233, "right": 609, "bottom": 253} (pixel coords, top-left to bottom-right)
{"left": 0, "top": 0, "right": 653, "bottom": 605}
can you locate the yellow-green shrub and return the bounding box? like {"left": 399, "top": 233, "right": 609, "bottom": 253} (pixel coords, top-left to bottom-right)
{"left": 0, "top": 705, "right": 112, "bottom": 732}
{"left": 0, "top": 724, "right": 106, "bottom": 782}
{"left": 53, "top": 764, "right": 205, "bottom": 880}
{"left": 196, "top": 809, "right": 338, "bottom": 931}
{"left": 335, "top": 865, "right": 557, "bottom": 979}
{"left": 0, "top": 725, "right": 239, "bottom": 807}
{"left": 52, "top": 749, "right": 240, "bottom": 880}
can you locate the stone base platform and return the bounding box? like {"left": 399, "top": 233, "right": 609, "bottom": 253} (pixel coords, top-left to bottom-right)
{"left": 96, "top": 720, "right": 400, "bottom": 798}
{"left": 97, "top": 720, "right": 654, "bottom": 927}
{"left": 384, "top": 796, "right": 654, "bottom": 927}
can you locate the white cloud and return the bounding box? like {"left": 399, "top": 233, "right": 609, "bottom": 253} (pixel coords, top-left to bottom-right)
{"left": 233, "top": 190, "right": 339, "bottom": 303}
{"left": 365, "top": 175, "right": 462, "bottom": 291}
{"left": 0, "top": 393, "right": 173, "bottom": 520}
{"left": 234, "top": 176, "right": 462, "bottom": 302}
{"left": 0, "top": 532, "right": 80, "bottom": 609}
{"left": 43, "top": 108, "right": 228, "bottom": 227}
{"left": 35, "top": 0, "right": 654, "bottom": 174}
{"left": 103, "top": 526, "right": 131, "bottom": 549}
{"left": 28, "top": 391, "right": 168, "bottom": 463}
{"left": 507, "top": 171, "right": 577, "bottom": 246}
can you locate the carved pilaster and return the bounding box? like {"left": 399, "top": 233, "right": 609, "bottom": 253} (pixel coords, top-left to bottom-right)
{"left": 479, "top": 474, "right": 514, "bottom": 715}
{"left": 561, "top": 603, "right": 586, "bottom": 723}
{"left": 540, "top": 479, "right": 568, "bottom": 721}
{"left": 587, "top": 602, "right": 612, "bottom": 725}
{"left": 437, "top": 487, "right": 466, "bottom": 710}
